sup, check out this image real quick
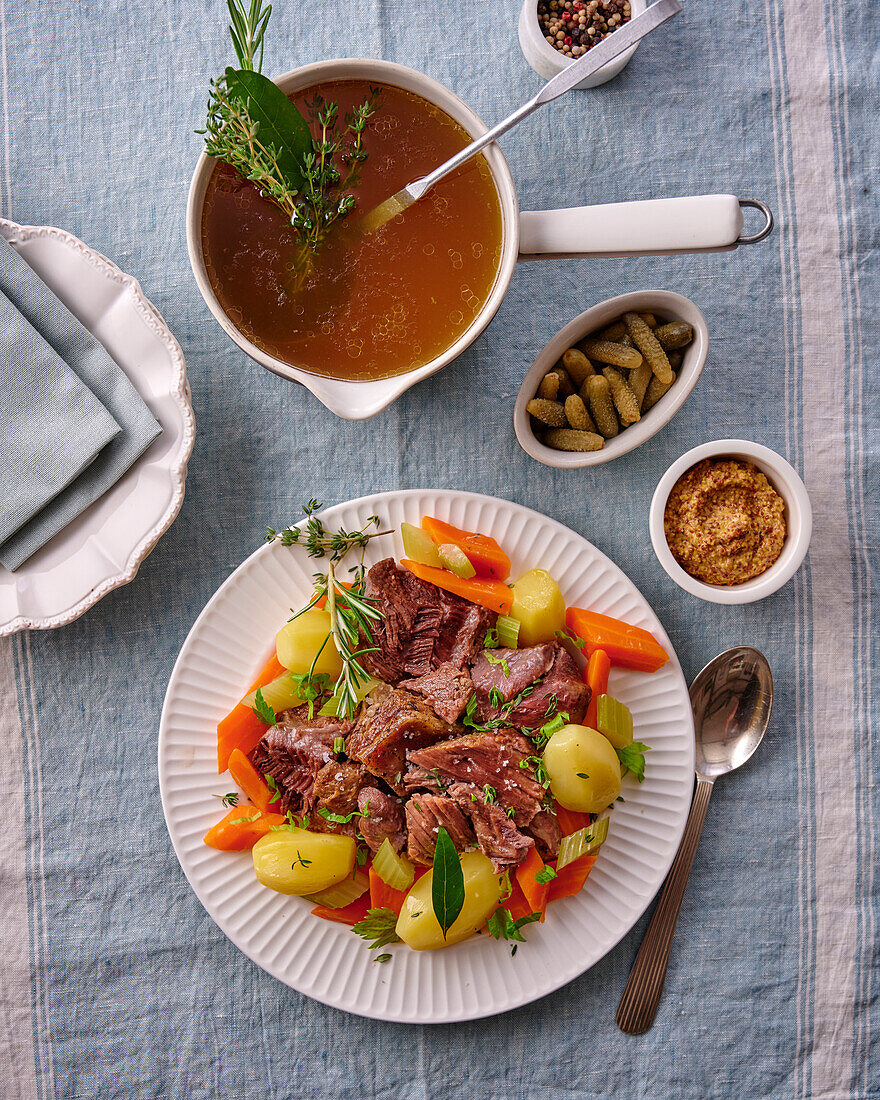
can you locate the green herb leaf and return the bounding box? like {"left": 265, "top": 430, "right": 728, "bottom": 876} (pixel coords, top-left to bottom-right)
{"left": 333, "top": 735, "right": 345, "bottom": 755}
{"left": 374, "top": 953, "right": 392, "bottom": 964}
{"left": 224, "top": 67, "right": 311, "bottom": 190}
{"left": 214, "top": 792, "right": 239, "bottom": 808}
{"left": 483, "top": 627, "right": 499, "bottom": 649}
{"left": 432, "top": 826, "right": 465, "bottom": 939}
{"left": 616, "top": 742, "right": 651, "bottom": 782}
{"left": 482, "top": 784, "right": 497, "bottom": 805}
{"left": 252, "top": 686, "right": 276, "bottom": 726}
{"left": 485, "top": 906, "right": 542, "bottom": 943}
{"left": 352, "top": 907, "right": 401, "bottom": 950}
{"left": 291, "top": 850, "right": 312, "bottom": 868}
{"left": 318, "top": 806, "right": 361, "bottom": 825}
{"left": 484, "top": 651, "right": 511, "bottom": 678}
{"left": 535, "top": 865, "right": 557, "bottom": 885}
{"left": 264, "top": 774, "right": 282, "bottom": 803}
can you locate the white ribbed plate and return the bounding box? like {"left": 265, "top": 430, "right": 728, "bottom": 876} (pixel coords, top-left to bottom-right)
{"left": 159, "top": 490, "right": 694, "bottom": 1022}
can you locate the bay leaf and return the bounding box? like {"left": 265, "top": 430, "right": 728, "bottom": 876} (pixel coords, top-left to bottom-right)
{"left": 432, "top": 826, "right": 465, "bottom": 939}
{"left": 224, "top": 67, "right": 312, "bottom": 191}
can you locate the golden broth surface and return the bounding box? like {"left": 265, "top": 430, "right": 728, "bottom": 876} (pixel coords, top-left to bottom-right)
{"left": 201, "top": 80, "right": 504, "bottom": 381}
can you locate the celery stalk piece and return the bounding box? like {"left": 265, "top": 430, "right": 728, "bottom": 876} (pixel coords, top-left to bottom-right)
{"left": 596, "top": 694, "right": 634, "bottom": 749}
{"left": 242, "top": 671, "right": 304, "bottom": 714}
{"left": 438, "top": 543, "right": 476, "bottom": 579}
{"left": 401, "top": 522, "right": 442, "bottom": 568}
{"left": 496, "top": 614, "right": 520, "bottom": 648}
{"left": 556, "top": 817, "right": 610, "bottom": 870}
{"left": 371, "top": 837, "right": 415, "bottom": 891}
{"left": 305, "top": 870, "right": 369, "bottom": 908}
{"left": 318, "top": 676, "right": 381, "bottom": 718}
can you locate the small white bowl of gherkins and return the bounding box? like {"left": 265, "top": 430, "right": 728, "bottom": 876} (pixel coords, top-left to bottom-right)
{"left": 514, "top": 290, "right": 709, "bottom": 468}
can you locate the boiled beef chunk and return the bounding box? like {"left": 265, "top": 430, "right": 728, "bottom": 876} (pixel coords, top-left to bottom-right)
{"left": 526, "top": 810, "right": 562, "bottom": 860}
{"left": 311, "top": 759, "right": 367, "bottom": 816}
{"left": 347, "top": 685, "right": 457, "bottom": 793}
{"left": 358, "top": 787, "right": 407, "bottom": 854}
{"left": 398, "top": 662, "right": 474, "bottom": 723}
{"left": 470, "top": 644, "right": 556, "bottom": 712}
{"left": 248, "top": 706, "right": 353, "bottom": 814}
{"left": 407, "top": 729, "right": 542, "bottom": 825}
{"left": 471, "top": 643, "right": 589, "bottom": 730}
{"left": 447, "top": 783, "right": 535, "bottom": 871}
{"left": 361, "top": 558, "right": 442, "bottom": 682}
{"left": 433, "top": 590, "right": 495, "bottom": 668}
{"left": 405, "top": 793, "right": 475, "bottom": 866}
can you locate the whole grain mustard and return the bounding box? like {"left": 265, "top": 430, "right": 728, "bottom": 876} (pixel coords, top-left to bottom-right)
{"left": 664, "top": 459, "right": 786, "bottom": 585}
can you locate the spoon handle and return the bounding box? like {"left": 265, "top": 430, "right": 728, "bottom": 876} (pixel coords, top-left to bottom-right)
{"left": 616, "top": 775, "right": 714, "bottom": 1034}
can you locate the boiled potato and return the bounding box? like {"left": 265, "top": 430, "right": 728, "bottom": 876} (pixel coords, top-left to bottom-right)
{"left": 276, "top": 608, "right": 342, "bottom": 677}
{"left": 543, "top": 723, "right": 621, "bottom": 813}
{"left": 510, "top": 568, "right": 566, "bottom": 646}
{"left": 396, "top": 852, "right": 501, "bottom": 950}
{"left": 252, "top": 828, "right": 355, "bottom": 895}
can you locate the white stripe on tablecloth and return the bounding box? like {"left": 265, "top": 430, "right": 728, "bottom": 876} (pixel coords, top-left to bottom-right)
{"left": 0, "top": 636, "right": 38, "bottom": 1099}
{"left": 782, "top": 3, "right": 859, "bottom": 1095}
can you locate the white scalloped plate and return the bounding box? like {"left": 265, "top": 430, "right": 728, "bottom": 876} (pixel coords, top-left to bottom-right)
{"left": 0, "top": 220, "right": 194, "bottom": 635}
{"left": 159, "top": 491, "right": 694, "bottom": 1022}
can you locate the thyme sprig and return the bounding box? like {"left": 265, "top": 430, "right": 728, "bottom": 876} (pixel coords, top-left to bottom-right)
{"left": 267, "top": 500, "right": 389, "bottom": 564}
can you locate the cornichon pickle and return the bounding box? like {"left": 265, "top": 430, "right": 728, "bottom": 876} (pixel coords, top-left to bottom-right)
{"left": 603, "top": 367, "right": 641, "bottom": 426}
{"left": 642, "top": 371, "right": 677, "bottom": 412}
{"left": 564, "top": 393, "right": 597, "bottom": 433}
{"left": 623, "top": 312, "right": 674, "bottom": 384}
{"left": 554, "top": 367, "right": 575, "bottom": 399}
{"left": 653, "top": 321, "right": 694, "bottom": 349}
{"left": 667, "top": 350, "right": 683, "bottom": 369}
{"left": 537, "top": 372, "right": 560, "bottom": 400}
{"left": 561, "top": 347, "right": 595, "bottom": 386}
{"left": 527, "top": 399, "right": 568, "bottom": 427}
{"left": 544, "top": 428, "right": 605, "bottom": 452}
{"left": 582, "top": 339, "right": 643, "bottom": 371}
{"left": 585, "top": 374, "right": 619, "bottom": 438}
{"left": 597, "top": 313, "right": 657, "bottom": 342}
{"left": 629, "top": 360, "right": 653, "bottom": 408}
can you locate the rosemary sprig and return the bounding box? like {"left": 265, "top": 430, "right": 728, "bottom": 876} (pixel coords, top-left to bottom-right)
{"left": 269, "top": 502, "right": 389, "bottom": 720}
{"left": 226, "top": 0, "right": 271, "bottom": 71}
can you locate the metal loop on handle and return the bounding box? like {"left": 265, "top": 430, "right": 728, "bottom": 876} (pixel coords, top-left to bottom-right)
{"left": 737, "top": 199, "right": 774, "bottom": 244}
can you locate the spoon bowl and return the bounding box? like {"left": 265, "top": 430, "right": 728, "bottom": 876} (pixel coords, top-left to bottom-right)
{"left": 617, "top": 645, "right": 773, "bottom": 1033}
{"left": 691, "top": 646, "right": 773, "bottom": 780}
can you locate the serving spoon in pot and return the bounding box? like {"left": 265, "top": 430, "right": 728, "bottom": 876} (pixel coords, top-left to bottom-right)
{"left": 616, "top": 645, "right": 773, "bottom": 1034}
{"left": 360, "top": 0, "right": 682, "bottom": 233}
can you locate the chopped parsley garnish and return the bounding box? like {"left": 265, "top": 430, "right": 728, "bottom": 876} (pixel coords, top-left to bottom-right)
{"left": 333, "top": 735, "right": 345, "bottom": 755}
{"left": 484, "top": 651, "right": 511, "bottom": 678}
{"left": 290, "top": 672, "right": 334, "bottom": 719}
{"left": 482, "top": 784, "right": 497, "bottom": 805}
{"left": 226, "top": 811, "right": 261, "bottom": 825}
{"left": 616, "top": 742, "right": 651, "bottom": 782}
{"left": 555, "top": 628, "right": 585, "bottom": 650}
{"left": 352, "top": 908, "right": 401, "bottom": 949}
{"left": 521, "top": 755, "right": 551, "bottom": 789}
{"left": 535, "top": 865, "right": 557, "bottom": 885}
{"left": 252, "top": 687, "right": 276, "bottom": 726}
{"left": 485, "top": 906, "right": 542, "bottom": 943}
{"left": 264, "top": 774, "right": 282, "bottom": 804}
{"left": 506, "top": 807, "right": 516, "bottom": 819}
{"left": 482, "top": 627, "right": 499, "bottom": 649}
{"left": 318, "top": 806, "right": 361, "bottom": 824}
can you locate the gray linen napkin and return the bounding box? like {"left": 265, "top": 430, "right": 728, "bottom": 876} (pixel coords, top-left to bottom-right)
{"left": 0, "top": 235, "right": 162, "bottom": 571}
{"left": 0, "top": 285, "right": 122, "bottom": 547}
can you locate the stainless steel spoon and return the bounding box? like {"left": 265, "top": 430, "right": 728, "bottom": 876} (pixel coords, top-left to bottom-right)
{"left": 360, "top": 0, "right": 682, "bottom": 232}
{"left": 616, "top": 645, "right": 773, "bottom": 1034}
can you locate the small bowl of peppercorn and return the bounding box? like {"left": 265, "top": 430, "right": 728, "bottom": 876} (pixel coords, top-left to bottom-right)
{"left": 519, "top": 0, "right": 643, "bottom": 88}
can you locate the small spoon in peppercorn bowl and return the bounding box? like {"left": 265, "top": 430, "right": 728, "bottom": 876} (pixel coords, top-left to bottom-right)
{"left": 360, "top": 0, "right": 682, "bottom": 233}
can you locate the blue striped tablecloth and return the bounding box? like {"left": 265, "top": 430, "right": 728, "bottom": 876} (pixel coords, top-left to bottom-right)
{"left": 1, "top": 1, "right": 876, "bottom": 1097}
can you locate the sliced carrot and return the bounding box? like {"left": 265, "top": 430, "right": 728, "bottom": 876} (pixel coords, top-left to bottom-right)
{"left": 503, "top": 877, "right": 534, "bottom": 922}
{"left": 554, "top": 805, "right": 593, "bottom": 838}
{"left": 228, "top": 748, "right": 275, "bottom": 814}
{"left": 311, "top": 892, "right": 372, "bottom": 926}
{"left": 547, "top": 854, "right": 598, "bottom": 901}
{"left": 216, "top": 653, "right": 286, "bottom": 773}
{"left": 514, "top": 847, "right": 550, "bottom": 921}
{"left": 203, "top": 804, "right": 286, "bottom": 851}
{"left": 400, "top": 559, "right": 513, "bottom": 615}
{"left": 583, "top": 649, "right": 611, "bottom": 728}
{"left": 565, "top": 607, "right": 669, "bottom": 673}
{"left": 421, "top": 517, "right": 511, "bottom": 581}
{"left": 368, "top": 867, "right": 408, "bottom": 916}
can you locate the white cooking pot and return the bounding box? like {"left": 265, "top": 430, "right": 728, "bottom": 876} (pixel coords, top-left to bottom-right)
{"left": 186, "top": 58, "right": 771, "bottom": 420}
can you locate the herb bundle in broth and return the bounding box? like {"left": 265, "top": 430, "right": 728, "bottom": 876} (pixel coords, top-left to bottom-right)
{"left": 200, "top": 5, "right": 503, "bottom": 381}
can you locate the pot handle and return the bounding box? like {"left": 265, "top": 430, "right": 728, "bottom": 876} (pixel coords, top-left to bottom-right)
{"left": 518, "top": 195, "right": 772, "bottom": 259}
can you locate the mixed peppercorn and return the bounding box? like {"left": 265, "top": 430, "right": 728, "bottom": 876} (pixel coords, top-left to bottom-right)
{"left": 537, "top": 0, "right": 632, "bottom": 58}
